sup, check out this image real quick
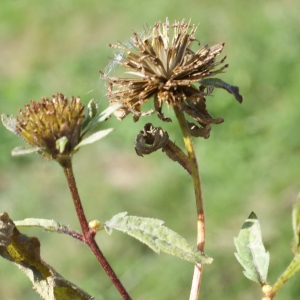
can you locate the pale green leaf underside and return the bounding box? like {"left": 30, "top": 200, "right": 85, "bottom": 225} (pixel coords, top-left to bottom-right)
{"left": 234, "top": 212, "right": 269, "bottom": 284}
{"left": 14, "top": 218, "right": 70, "bottom": 233}
{"left": 82, "top": 99, "right": 99, "bottom": 132}
{"left": 104, "top": 212, "right": 213, "bottom": 265}
{"left": 75, "top": 128, "right": 113, "bottom": 150}
{"left": 12, "top": 145, "right": 40, "bottom": 156}
{"left": 1, "top": 114, "right": 17, "bottom": 134}
{"left": 82, "top": 103, "right": 123, "bottom": 135}
{"left": 95, "top": 103, "right": 123, "bottom": 123}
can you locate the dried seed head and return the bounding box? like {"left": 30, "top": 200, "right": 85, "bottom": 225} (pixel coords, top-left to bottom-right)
{"left": 102, "top": 18, "right": 233, "bottom": 137}
{"left": 15, "top": 93, "right": 85, "bottom": 162}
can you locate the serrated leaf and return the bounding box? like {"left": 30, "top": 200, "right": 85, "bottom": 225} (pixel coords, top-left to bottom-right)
{"left": 0, "top": 212, "right": 96, "bottom": 300}
{"left": 199, "top": 78, "right": 243, "bottom": 103}
{"left": 234, "top": 212, "right": 269, "bottom": 284}
{"left": 75, "top": 128, "right": 113, "bottom": 150}
{"left": 11, "top": 145, "right": 40, "bottom": 156}
{"left": 104, "top": 212, "right": 213, "bottom": 265}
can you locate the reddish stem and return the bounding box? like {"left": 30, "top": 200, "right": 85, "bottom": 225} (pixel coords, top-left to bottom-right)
{"left": 61, "top": 159, "right": 132, "bottom": 300}
{"left": 58, "top": 227, "right": 85, "bottom": 242}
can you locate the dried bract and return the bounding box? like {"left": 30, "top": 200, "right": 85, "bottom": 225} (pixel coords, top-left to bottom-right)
{"left": 135, "top": 123, "right": 169, "bottom": 156}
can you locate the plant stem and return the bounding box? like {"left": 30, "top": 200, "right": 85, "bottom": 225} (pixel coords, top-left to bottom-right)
{"left": 173, "top": 107, "right": 205, "bottom": 300}
{"left": 58, "top": 227, "right": 85, "bottom": 242}
{"left": 61, "top": 159, "right": 132, "bottom": 300}
{"left": 267, "top": 256, "right": 300, "bottom": 299}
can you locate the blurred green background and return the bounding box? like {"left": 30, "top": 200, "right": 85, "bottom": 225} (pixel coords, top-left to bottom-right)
{"left": 0, "top": 0, "right": 300, "bottom": 299}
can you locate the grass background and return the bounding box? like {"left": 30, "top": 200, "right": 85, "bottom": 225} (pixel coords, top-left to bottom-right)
{"left": 0, "top": 0, "right": 300, "bottom": 299}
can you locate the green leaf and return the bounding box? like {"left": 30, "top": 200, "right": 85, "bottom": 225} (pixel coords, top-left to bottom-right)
{"left": 75, "top": 128, "right": 113, "bottom": 150}
{"left": 292, "top": 193, "right": 300, "bottom": 253}
{"left": 81, "top": 103, "right": 123, "bottom": 136}
{"left": 0, "top": 212, "right": 96, "bottom": 300}
{"left": 11, "top": 145, "right": 40, "bottom": 156}
{"left": 104, "top": 212, "right": 213, "bottom": 265}
{"left": 199, "top": 78, "right": 243, "bottom": 103}
{"left": 95, "top": 103, "right": 123, "bottom": 123}
{"left": 234, "top": 212, "right": 269, "bottom": 284}
{"left": 82, "top": 99, "right": 99, "bottom": 132}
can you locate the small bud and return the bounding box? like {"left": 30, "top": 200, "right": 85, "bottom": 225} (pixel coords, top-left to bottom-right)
{"left": 262, "top": 284, "right": 272, "bottom": 296}
{"left": 88, "top": 220, "right": 101, "bottom": 231}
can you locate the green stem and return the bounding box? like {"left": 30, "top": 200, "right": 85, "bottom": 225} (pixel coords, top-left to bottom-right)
{"left": 268, "top": 256, "right": 300, "bottom": 299}
{"left": 61, "top": 159, "right": 132, "bottom": 300}
{"left": 173, "top": 107, "right": 205, "bottom": 300}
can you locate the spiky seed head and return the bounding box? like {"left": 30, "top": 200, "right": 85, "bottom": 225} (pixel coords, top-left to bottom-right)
{"left": 102, "top": 18, "right": 228, "bottom": 137}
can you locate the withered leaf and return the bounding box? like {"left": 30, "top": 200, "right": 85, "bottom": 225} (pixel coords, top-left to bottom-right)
{"left": 0, "top": 212, "right": 96, "bottom": 300}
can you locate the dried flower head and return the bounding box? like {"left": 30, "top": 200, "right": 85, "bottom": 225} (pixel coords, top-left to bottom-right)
{"left": 1, "top": 93, "right": 116, "bottom": 165}
{"left": 5, "top": 93, "right": 85, "bottom": 162}
{"left": 102, "top": 18, "right": 242, "bottom": 138}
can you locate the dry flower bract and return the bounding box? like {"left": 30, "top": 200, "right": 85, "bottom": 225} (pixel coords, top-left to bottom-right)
{"left": 11, "top": 93, "right": 85, "bottom": 162}
{"left": 102, "top": 18, "right": 231, "bottom": 137}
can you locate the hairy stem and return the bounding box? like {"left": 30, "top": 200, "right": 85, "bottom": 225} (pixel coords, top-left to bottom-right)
{"left": 61, "top": 159, "right": 132, "bottom": 300}
{"left": 173, "top": 107, "right": 205, "bottom": 300}
{"left": 267, "top": 256, "right": 300, "bottom": 299}
{"left": 58, "top": 227, "right": 85, "bottom": 242}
